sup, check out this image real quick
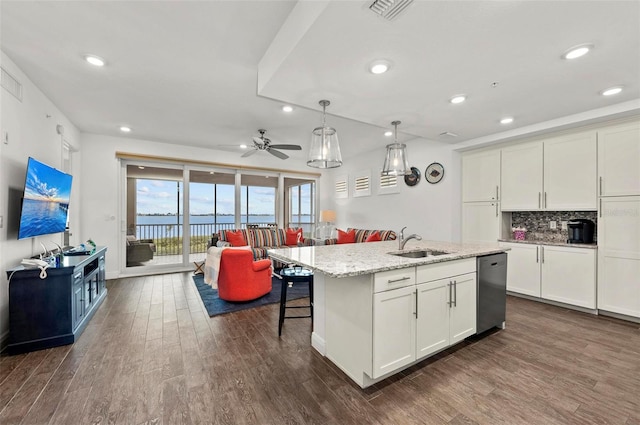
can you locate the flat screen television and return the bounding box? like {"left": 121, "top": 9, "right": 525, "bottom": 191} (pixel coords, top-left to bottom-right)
{"left": 18, "top": 157, "right": 73, "bottom": 240}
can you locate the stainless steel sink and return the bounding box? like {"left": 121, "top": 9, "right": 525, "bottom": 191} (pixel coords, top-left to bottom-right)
{"left": 389, "top": 250, "right": 449, "bottom": 258}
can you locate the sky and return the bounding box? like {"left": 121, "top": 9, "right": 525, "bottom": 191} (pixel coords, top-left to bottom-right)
{"left": 135, "top": 179, "right": 311, "bottom": 215}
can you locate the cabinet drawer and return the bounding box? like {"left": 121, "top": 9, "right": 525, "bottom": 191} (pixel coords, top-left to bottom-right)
{"left": 374, "top": 268, "right": 416, "bottom": 293}
{"left": 417, "top": 258, "right": 476, "bottom": 283}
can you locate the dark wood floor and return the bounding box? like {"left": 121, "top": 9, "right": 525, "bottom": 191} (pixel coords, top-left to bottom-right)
{"left": 1, "top": 272, "right": 639, "bottom": 425}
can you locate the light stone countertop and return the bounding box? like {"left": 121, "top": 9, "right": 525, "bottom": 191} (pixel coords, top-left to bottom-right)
{"left": 268, "top": 240, "right": 507, "bottom": 278}
{"left": 498, "top": 239, "right": 598, "bottom": 249}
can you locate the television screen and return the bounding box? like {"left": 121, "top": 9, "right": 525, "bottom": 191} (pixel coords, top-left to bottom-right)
{"left": 18, "top": 157, "right": 73, "bottom": 240}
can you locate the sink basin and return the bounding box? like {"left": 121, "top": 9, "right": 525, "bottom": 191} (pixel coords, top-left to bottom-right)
{"left": 389, "top": 250, "right": 449, "bottom": 258}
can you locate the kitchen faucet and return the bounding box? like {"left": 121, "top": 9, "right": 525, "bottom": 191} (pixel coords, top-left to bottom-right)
{"left": 399, "top": 226, "right": 422, "bottom": 250}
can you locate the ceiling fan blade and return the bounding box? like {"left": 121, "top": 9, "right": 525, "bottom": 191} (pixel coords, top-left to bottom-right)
{"left": 269, "top": 144, "right": 302, "bottom": 150}
{"left": 267, "top": 148, "right": 289, "bottom": 160}
{"left": 241, "top": 149, "right": 258, "bottom": 158}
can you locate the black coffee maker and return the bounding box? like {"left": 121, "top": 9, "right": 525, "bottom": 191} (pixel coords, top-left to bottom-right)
{"left": 567, "top": 219, "right": 595, "bottom": 244}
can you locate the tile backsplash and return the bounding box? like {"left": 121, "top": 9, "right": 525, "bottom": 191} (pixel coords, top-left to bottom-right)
{"left": 510, "top": 211, "right": 598, "bottom": 243}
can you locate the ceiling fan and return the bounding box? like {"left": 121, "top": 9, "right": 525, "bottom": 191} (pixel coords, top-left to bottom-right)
{"left": 242, "top": 129, "right": 302, "bottom": 159}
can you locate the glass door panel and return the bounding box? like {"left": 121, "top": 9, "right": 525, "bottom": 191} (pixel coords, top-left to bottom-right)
{"left": 240, "top": 174, "right": 277, "bottom": 228}
{"left": 188, "top": 169, "right": 236, "bottom": 255}
{"left": 125, "top": 164, "right": 183, "bottom": 269}
{"left": 284, "top": 177, "right": 315, "bottom": 237}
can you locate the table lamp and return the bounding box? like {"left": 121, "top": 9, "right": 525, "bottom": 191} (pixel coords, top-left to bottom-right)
{"left": 318, "top": 210, "right": 337, "bottom": 239}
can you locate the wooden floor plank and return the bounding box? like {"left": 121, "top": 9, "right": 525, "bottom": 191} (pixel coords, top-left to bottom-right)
{"left": 1, "top": 272, "right": 639, "bottom": 425}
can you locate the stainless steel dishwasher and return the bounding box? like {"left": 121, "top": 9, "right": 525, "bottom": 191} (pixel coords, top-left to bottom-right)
{"left": 476, "top": 253, "right": 507, "bottom": 334}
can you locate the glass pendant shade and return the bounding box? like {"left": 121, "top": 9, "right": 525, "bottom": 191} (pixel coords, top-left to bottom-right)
{"left": 381, "top": 120, "right": 411, "bottom": 176}
{"left": 307, "top": 100, "right": 343, "bottom": 169}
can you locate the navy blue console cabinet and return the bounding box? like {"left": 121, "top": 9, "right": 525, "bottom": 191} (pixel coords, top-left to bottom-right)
{"left": 5, "top": 246, "right": 107, "bottom": 354}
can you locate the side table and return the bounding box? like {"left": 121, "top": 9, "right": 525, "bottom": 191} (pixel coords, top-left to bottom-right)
{"left": 279, "top": 267, "right": 314, "bottom": 336}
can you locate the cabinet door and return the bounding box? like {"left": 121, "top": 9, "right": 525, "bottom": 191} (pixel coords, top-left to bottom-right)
{"left": 449, "top": 273, "right": 477, "bottom": 344}
{"left": 501, "top": 142, "right": 543, "bottom": 210}
{"left": 72, "top": 284, "right": 85, "bottom": 329}
{"left": 462, "top": 150, "right": 501, "bottom": 202}
{"left": 462, "top": 202, "right": 500, "bottom": 244}
{"left": 544, "top": 131, "right": 597, "bottom": 210}
{"left": 500, "top": 242, "right": 541, "bottom": 297}
{"left": 598, "top": 121, "right": 640, "bottom": 197}
{"left": 415, "top": 279, "right": 450, "bottom": 359}
{"left": 372, "top": 285, "right": 416, "bottom": 378}
{"left": 541, "top": 246, "right": 596, "bottom": 309}
{"left": 597, "top": 196, "right": 640, "bottom": 317}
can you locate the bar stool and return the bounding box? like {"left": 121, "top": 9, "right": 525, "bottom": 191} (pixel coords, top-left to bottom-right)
{"left": 278, "top": 266, "right": 314, "bottom": 336}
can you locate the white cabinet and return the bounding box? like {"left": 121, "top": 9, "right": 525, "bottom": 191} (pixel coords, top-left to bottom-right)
{"left": 541, "top": 246, "right": 596, "bottom": 309}
{"left": 501, "top": 142, "right": 543, "bottom": 210}
{"left": 598, "top": 122, "right": 640, "bottom": 197}
{"left": 370, "top": 259, "right": 477, "bottom": 379}
{"left": 372, "top": 285, "right": 416, "bottom": 377}
{"left": 462, "top": 149, "right": 501, "bottom": 202}
{"left": 500, "top": 242, "right": 596, "bottom": 309}
{"left": 597, "top": 196, "right": 640, "bottom": 318}
{"left": 500, "top": 242, "right": 541, "bottom": 297}
{"left": 501, "top": 131, "right": 597, "bottom": 211}
{"left": 462, "top": 202, "right": 500, "bottom": 243}
{"left": 544, "top": 132, "right": 597, "bottom": 210}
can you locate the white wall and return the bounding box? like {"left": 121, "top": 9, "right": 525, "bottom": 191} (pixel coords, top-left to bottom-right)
{"left": 79, "top": 133, "right": 324, "bottom": 279}
{"left": 0, "top": 52, "right": 81, "bottom": 341}
{"left": 320, "top": 138, "right": 462, "bottom": 243}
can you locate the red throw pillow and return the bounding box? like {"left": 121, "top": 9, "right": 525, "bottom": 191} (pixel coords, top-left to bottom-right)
{"left": 225, "top": 230, "right": 247, "bottom": 247}
{"left": 365, "top": 231, "right": 381, "bottom": 242}
{"left": 337, "top": 229, "right": 356, "bottom": 244}
{"left": 285, "top": 228, "right": 304, "bottom": 246}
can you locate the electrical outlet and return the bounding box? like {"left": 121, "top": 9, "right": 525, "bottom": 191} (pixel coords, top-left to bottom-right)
{"left": 561, "top": 221, "right": 568, "bottom": 230}
{"left": 549, "top": 220, "right": 557, "bottom": 230}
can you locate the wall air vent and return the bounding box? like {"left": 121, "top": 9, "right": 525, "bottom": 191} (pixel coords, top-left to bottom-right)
{"left": 369, "top": 0, "right": 414, "bottom": 20}
{"left": 1, "top": 67, "right": 23, "bottom": 101}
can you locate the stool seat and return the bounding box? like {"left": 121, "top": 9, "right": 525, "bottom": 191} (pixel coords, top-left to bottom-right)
{"left": 279, "top": 267, "right": 314, "bottom": 336}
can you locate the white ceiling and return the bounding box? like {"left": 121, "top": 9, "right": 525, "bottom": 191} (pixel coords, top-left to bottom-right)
{"left": 2, "top": 1, "right": 639, "bottom": 161}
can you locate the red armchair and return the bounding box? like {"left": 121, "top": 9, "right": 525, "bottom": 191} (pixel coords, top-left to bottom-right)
{"left": 218, "top": 249, "right": 273, "bottom": 302}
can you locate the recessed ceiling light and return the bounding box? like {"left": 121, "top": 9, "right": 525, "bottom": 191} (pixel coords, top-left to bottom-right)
{"left": 209, "top": 171, "right": 215, "bottom": 175}
{"left": 601, "top": 86, "right": 623, "bottom": 96}
{"left": 384, "top": 130, "right": 393, "bottom": 137}
{"left": 450, "top": 95, "right": 466, "bottom": 104}
{"left": 562, "top": 44, "right": 593, "bottom": 60}
{"left": 282, "top": 105, "right": 293, "bottom": 113}
{"left": 369, "top": 60, "right": 391, "bottom": 74}
{"left": 120, "top": 126, "right": 131, "bottom": 132}
{"left": 138, "top": 166, "right": 145, "bottom": 170}
{"left": 85, "top": 54, "right": 105, "bottom": 67}
{"left": 240, "top": 144, "right": 248, "bottom": 149}
{"left": 500, "top": 117, "right": 514, "bottom": 125}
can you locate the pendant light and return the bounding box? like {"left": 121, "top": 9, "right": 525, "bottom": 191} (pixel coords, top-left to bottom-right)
{"left": 381, "top": 120, "right": 411, "bottom": 176}
{"left": 307, "top": 100, "right": 343, "bottom": 169}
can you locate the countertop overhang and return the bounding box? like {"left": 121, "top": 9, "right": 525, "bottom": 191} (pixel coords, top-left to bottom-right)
{"left": 268, "top": 240, "right": 508, "bottom": 278}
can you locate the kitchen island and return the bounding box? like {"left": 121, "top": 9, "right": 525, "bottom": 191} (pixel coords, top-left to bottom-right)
{"left": 269, "top": 239, "right": 507, "bottom": 388}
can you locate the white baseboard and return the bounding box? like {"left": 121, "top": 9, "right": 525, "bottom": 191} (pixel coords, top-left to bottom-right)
{"left": 311, "top": 332, "right": 325, "bottom": 356}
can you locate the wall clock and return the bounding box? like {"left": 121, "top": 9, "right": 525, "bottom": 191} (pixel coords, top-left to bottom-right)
{"left": 404, "top": 167, "right": 421, "bottom": 186}
{"left": 425, "top": 162, "right": 444, "bottom": 184}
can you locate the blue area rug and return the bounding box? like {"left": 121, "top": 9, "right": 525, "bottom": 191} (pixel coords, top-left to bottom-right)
{"left": 192, "top": 274, "right": 309, "bottom": 317}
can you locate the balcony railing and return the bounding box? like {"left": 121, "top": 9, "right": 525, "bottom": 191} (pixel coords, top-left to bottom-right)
{"left": 135, "top": 222, "right": 299, "bottom": 256}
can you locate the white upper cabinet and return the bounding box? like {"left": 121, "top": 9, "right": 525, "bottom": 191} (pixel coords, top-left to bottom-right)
{"left": 501, "top": 141, "right": 543, "bottom": 210}
{"left": 544, "top": 131, "right": 597, "bottom": 210}
{"left": 462, "top": 149, "right": 501, "bottom": 202}
{"left": 501, "top": 131, "right": 597, "bottom": 211}
{"left": 462, "top": 202, "right": 500, "bottom": 244}
{"left": 598, "top": 121, "right": 640, "bottom": 197}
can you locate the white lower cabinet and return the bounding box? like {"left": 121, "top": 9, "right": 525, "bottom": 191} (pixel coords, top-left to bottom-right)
{"left": 416, "top": 273, "right": 477, "bottom": 359}
{"left": 371, "top": 259, "right": 477, "bottom": 380}
{"left": 500, "top": 242, "right": 596, "bottom": 309}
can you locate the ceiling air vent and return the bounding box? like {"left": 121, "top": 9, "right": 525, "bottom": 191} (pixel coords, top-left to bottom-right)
{"left": 369, "top": 0, "right": 414, "bottom": 20}
{"left": 1, "top": 67, "right": 23, "bottom": 101}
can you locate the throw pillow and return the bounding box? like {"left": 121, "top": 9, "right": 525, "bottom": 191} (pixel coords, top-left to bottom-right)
{"left": 285, "top": 228, "right": 304, "bottom": 246}
{"left": 337, "top": 229, "right": 356, "bottom": 244}
{"left": 365, "top": 231, "right": 382, "bottom": 242}
{"left": 225, "top": 230, "right": 247, "bottom": 247}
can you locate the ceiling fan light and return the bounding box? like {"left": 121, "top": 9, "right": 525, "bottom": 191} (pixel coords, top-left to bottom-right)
{"left": 381, "top": 120, "right": 411, "bottom": 176}
{"left": 307, "top": 100, "right": 343, "bottom": 169}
